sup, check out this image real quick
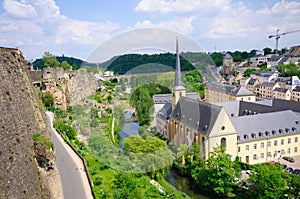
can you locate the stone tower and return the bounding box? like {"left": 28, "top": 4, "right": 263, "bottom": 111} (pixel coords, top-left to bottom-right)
{"left": 172, "top": 37, "right": 186, "bottom": 110}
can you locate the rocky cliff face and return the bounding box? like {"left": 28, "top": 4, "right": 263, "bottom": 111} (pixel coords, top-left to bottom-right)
{"left": 0, "top": 47, "right": 61, "bottom": 198}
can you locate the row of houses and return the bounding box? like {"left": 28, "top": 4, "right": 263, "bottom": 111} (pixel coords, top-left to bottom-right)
{"left": 240, "top": 71, "right": 300, "bottom": 101}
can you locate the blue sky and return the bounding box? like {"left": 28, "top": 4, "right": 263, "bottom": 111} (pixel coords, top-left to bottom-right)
{"left": 1, "top": 0, "right": 300, "bottom": 61}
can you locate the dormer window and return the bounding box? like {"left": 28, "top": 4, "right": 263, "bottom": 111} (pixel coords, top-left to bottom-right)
{"left": 272, "top": 130, "right": 277, "bottom": 135}
{"left": 259, "top": 132, "right": 263, "bottom": 137}
{"left": 279, "top": 129, "right": 283, "bottom": 134}
{"left": 251, "top": 133, "right": 256, "bottom": 138}
{"left": 237, "top": 136, "right": 240, "bottom": 140}
{"left": 285, "top": 128, "right": 290, "bottom": 133}
{"left": 244, "top": 134, "right": 249, "bottom": 139}
{"left": 292, "top": 127, "right": 297, "bottom": 132}
{"left": 265, "top": 131, "right": 270, "bottom": 136}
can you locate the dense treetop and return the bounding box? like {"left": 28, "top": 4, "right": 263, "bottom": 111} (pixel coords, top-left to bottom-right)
{"left": 106, "top": 53, "right": 195, "bottom": 75}
{"left": 32, "top": 52, "right": 83, "bottom": 70}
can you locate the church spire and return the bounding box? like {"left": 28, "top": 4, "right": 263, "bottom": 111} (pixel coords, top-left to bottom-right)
{"left": 174, "top": 37, "right": 182, "bottom": 87}
{"left": 172, "top": 37, "right": 186, "bottom": 111}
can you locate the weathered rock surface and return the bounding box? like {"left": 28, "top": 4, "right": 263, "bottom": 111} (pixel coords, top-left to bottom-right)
{"left": 0, "top": 47, "right": 61, "bottom": 198}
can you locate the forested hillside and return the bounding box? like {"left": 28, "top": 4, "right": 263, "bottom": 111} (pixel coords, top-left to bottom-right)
{"left": 32, "top": 54, "right": 83, "bottom": 70}
{"left": 106, "top": 53, "right": 195, "bottom": 74}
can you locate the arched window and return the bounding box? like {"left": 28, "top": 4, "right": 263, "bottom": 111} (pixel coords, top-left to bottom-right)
{"left": 221, "top": 137, "right": 226, "bottom": 148}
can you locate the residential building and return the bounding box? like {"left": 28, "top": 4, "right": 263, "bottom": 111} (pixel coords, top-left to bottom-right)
{"left": 255, "top": 82, "right": 280, "bottom": 99}
{"left": 285, "top": 76, "right": 300, "bottom": 90}
{"left": 250, "top": 70, "right": 279, "bottom": 83}
{"left": 249, "top": 54, "right": 268, "bottom": 67}
{"left": 292, "top": 86, "right": 300, "bottom": 102}
{"left": 205, "top": 82, "right": 256, "bottom": 103}
{"left": 247, "top": 78, "right": 260, "bottom": 92}
{"left": 273, "top": 88, "right": 291, "bottom": 100}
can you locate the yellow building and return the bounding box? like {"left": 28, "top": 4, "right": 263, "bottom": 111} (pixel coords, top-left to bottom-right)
{"left": 292, "top": 86, "right": 300, "bottom": 102}
{"left": 232, "top": 110, "right": 300, "bottom": 164}
{"left": 273, "top": 88, "right": 291, "bottom": 100}
{"left": 205, "top": 82, "right": 256, "bottom": 103}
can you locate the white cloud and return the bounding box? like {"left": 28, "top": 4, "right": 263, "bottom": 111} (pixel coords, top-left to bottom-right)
{"left": 135, "top": 0, "right": 230, "bottom": 14}
{"left": 0, "top": 0, "right": 119, "bottom": 59}
{"left": 3, "top": 0, "right": 37, "bottom": 18}
{"left": 135, "top": 16, "right": 196, "bottom": 34}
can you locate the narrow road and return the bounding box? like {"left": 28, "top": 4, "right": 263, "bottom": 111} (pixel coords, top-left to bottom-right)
{"left": 46, "top": 112, "right": 93, "bottom": 199}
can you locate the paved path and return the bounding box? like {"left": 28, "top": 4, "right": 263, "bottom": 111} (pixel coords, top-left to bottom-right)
{"left": 46, "top": 112, "right": 93, "bottom": 199}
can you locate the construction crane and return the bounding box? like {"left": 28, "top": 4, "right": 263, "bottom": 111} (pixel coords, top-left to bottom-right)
{"left": 268, "top": 29, "right": 300, "bottom": 55}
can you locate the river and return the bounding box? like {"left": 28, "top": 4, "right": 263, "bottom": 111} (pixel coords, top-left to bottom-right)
{"left": 119, "top": 118, "right": 213, "bottom": 199}
{"left": 165, "top": 170, "right": 215, "bottom": 199}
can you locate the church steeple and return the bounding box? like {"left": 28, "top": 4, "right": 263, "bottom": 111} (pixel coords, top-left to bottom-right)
{"left": 174, "top": 37, "right": 182, "bottom": 87}
{"left": 172, "top": 37, "right": 186, "bottom": 110}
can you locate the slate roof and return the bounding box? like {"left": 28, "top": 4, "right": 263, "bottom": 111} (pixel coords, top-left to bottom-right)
{"left": 153, "top": 92, "right": 200, "bottom": 104}
{"left": 157, "top": 103, "right": 172, "bottom": 120}
{"left": 268, "top": 55, "right": 282, "bottom": 62}
{"left": 214, "top": 101, "right": 240, "bottom": 117}
{"left": 170, "top": 97, "right": 222, "bottom": 135}
{"left": 206, "top": 82, "right": 254, "bottom": 96}
{"left": 223, "top": 53, "right": 232, "bottom": 59}
{"left": 247, "top": 78, "right": 258, "bottom": 85}
{"left": 232, "top": 110, "right": 300, "bottom": 143}
{"left": 279, "top": 57, "right": 289, "bottom": 64}
{"left": 252, "top": 54, "right": 266, "bottom": 58}
{"left": 259, "top": 82, "right": 277, "bottom": 87}
{"left": 272, "top": 99, "right": 300, "bottom": 113}
{"left": 273, "top": 87, "right": 289, "bottom": 93}
{"left": 251, "top": 70, "right": 274, "bottom": 77}
{"left": 293, "top": 86, "right": 300, "bottom": 92}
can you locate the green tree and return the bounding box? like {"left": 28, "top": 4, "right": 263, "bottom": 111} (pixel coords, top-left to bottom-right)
{"left": 246, "top": 163, "right": 291, "bottom": 199}
{"left": 263, "top": 47, "right": 272, "bottom": 55}
{"left": 123, "top": 136, "right": 173, "bottom": 179}
{"left": 191, "top": 146, "right": 241, "bottom": 198}
{"left": 210, "top": 52, "right": 223, "bottom": 66}
{"left": 43, "top": 52, "right": 60, "bottom": 68}
{"left": 278, "top": 62, "right": 300, "bottom": 77}
{"left": 244, "top": 68, "right": 256, "bottom": 77}
{"left": 61, "top": 60, "right": 72, "bottom": 70}
{"left": 41, "top": 91, "right": 54, "bottom": 107}
{"left": 130, "top": 87, "right": 154, "bottom": 125}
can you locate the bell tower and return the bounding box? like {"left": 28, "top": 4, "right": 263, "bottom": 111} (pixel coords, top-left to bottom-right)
{"left": 172, "top": 37, "right": 186, "bottom": 110}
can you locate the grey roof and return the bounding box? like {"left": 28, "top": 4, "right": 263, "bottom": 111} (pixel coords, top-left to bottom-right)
{"left": 252, "top": 54, "right": 266, "bottom": 58}
{"left": 251, "top": 70, "right": 274, "bottom": 77}
{"left": 268, "top": 55, "right": 282, "bottom": 62}
{"left": 232, "top": 110, "right": 300, "bottom": 143}
{"left": 293, "top": 86, "right": 300, "bottom": 92}
{"left": 259, "top": 82, "right": 276, "bottom": 87}
{"left": 238, "top": 100, "right": 282, "bottom": 116}
{"left": 233, "top": 86, "right": 255, "bottom": 96}
{"left": 153, "top": 92, "right": 201, "bottom": 104}
{"left": 272, "top": 99, "right": 300, "bottom": 113}
{"left": 171, "top": 97, "right": 222, "bottom": 135}
{"left": 273, "top": 87, "right": 289, "bottom": 93}
{"left": 206, "top": 82, "right": 254, "bottom": 96}
{"left": 223, "top": 53, "right": 232, "bottom": 59}
{"left": 157, "top": 103, "right": 172, "bottom": 120}
{"left": 213, "top": 101, "right": 240, "bottom": 117}
{"left": 247, "top": 78, "right": 258, "bottom": 85}
{"left": 279, "top": 57, "right": 289, "bottom": 64}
